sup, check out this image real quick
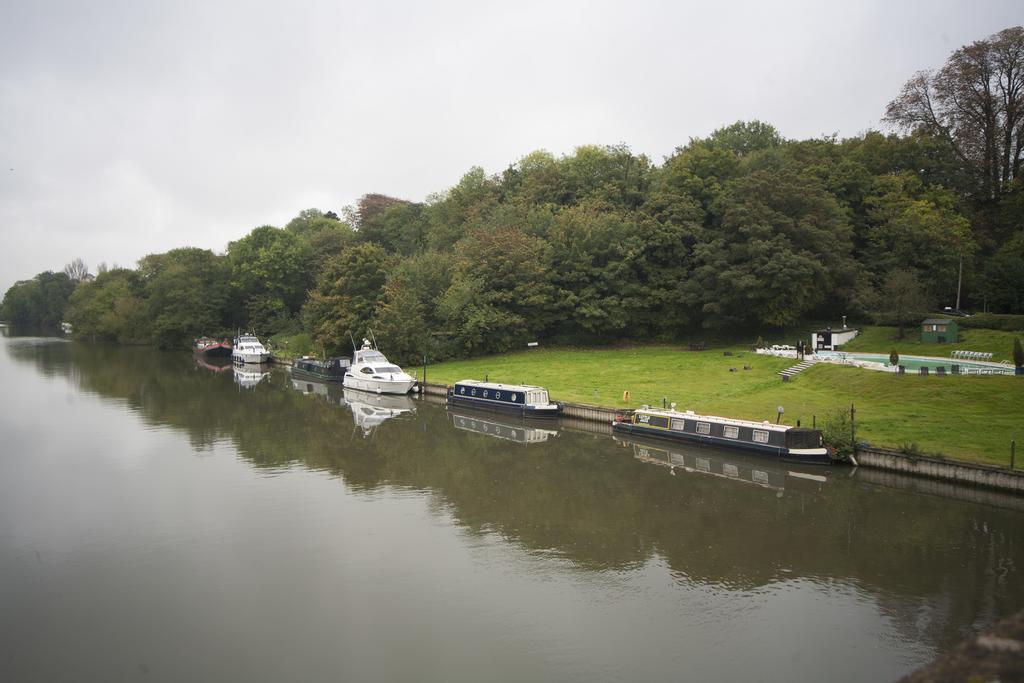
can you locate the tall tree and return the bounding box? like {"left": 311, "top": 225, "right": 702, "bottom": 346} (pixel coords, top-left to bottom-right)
{"left": 63, "top": 258, "right": 90, "bottom": 282}
{"left": 885, "top": 26, "right": 1024, "bottom": 200}
{"left": 301, "top": 243, "right": 391, "bottom": 354}
{"left": 227, "top": 226, "right": 313, "bottom": 332}
{"left": 0, "top": 271, "right": 75, "bottom": 327}
{"left": 878, "top": 269, "right": 931, "bottom": 339}
{"left": 138, "top": 248, "right": 229, "bottom": 348}
{"left": 687, "top": 168, "right": 855, "bottom": 329}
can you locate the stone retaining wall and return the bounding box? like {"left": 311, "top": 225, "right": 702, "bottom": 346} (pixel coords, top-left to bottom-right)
{"left": 854, "top": 446, "right": 1024, "bottom": 494}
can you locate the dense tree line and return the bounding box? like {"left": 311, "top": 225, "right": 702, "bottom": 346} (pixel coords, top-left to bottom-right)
{"left": 3, "top": 26, "right": 1022, "bottom": 361}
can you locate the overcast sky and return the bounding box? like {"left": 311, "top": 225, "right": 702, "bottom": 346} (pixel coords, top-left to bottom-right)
{"left": 1, "top": 0, "right": 1020, "bottom": 292}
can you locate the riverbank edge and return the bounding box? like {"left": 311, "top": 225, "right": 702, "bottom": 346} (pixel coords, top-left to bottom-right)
{"left": 415, "top": 378, "right": 1024, "bottom": 495}
{"left": 271, "top": 354, "right": 1024, "bottom": 494}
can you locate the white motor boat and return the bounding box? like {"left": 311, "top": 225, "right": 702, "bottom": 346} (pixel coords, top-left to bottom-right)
{"left": 342, "top": 338, "right": 416, "bottom": 394}
{"left": 232, "top": 333, "right": 272, "bottom": 364}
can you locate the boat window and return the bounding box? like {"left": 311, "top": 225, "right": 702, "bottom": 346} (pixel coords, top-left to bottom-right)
{"left": 670, "top": 418, "right": 686, "bottom": 431}
{"left": 483, "top": 390, "right": 489, "bottom": 398}
{"left": 723, "top": 426, "right": 739, "bottom": 439}
{"left": 696, "top": 422, "right": 711, "bottom": 435}
{"left": 511, "top": 393, "right": 518, "bottom": 402}
{"left": 752, "top": 429, "right": 769, "bottom": 443}
{"left": 460, "top": 387, "right": 466, "bottom": 395}
{"left": 495, "top": 392, "right": 501, "bottom": 400}
{"left": 471, "top": 388, "right": 477, "bottom": 396}
{"left": 361, "top": 367, "right": 374, "bottom": 374}
{"left": 375, "top": 365, "right": 402, "bottom": 373}
{"left": 785, "top": 429, "right": 821, "bottom": 449}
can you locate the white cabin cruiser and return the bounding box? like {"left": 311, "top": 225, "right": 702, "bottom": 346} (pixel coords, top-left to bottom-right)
{"left": 342, "top": 339, "right": 416, "bottom": 394}
{"left": 232, "top": 333, "right": 272, "bottom": 364}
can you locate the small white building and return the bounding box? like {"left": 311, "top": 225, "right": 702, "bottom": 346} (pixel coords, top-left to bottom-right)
{"left": 811, "top": 326, "right": 858, "bottom": 351}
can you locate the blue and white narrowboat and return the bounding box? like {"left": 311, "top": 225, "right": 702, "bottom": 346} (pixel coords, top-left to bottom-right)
{"left": 447, "top": 380, "right": 561, "bottom": 418}
{"left": 612, "top": 406, "right": 833, "bottom": 464}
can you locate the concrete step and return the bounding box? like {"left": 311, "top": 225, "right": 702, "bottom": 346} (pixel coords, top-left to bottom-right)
{"left": 778, "top": 360, "right": 816, "bottom": 378}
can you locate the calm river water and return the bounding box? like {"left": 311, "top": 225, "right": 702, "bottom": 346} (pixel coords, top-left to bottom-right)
{"left": 2, "top": 332, "right": 1023, "bottom": 682}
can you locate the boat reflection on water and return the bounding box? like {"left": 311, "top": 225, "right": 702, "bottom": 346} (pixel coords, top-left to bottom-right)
{"left": 342, "top": 387, "right": 416, "bottom": 437}
{"left": 448, "top": 407, "right": 559, "bottom": 445}
{"left": 195, "top": 356, "right": 233, "bottom": 374}
{"left": 233, "top": 364, "right": 272, "bottom": 389}
{"left": 291, "top": 377, "right": 333, "bottom": 400}
{"left": 614, "top": 435, "right": 827, "bottom": 494}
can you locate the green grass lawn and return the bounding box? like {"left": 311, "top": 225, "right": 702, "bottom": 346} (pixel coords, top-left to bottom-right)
{"left": 842, "top": 325, "right": 1022, "bottom": 361}
{"left": 425, "top": 335, "right": 1024, "bottom": 467}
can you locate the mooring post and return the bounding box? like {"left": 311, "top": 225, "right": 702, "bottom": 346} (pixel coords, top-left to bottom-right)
{"left": 1012, "top": 440, "right": 1017, "bottom": 470}
{"left": 850, "top": 404, "right": 856, "bottom": 456}
{"left": 422, "top": 355, "right": 427, "bottom": 394}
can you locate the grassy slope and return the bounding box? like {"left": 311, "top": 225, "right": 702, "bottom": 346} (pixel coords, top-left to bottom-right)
{"left": 842, "top": 326, "right": 1022, "bottom": 360}
{"left": 426, "top": 338, "right": 1024, "bottom": 466}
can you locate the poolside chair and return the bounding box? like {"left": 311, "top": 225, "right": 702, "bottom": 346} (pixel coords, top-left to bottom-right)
{"left": 936, "top": 366, "right": 946, "bottom": 376}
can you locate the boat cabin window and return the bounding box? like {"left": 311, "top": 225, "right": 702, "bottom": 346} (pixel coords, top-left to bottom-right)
{"left": 696, "top": 422, "right": 711, "bottom": 435}
{"left": 723, "top": 426, "right": 739, "bottom": 439}
{"left": 670, "top": 418, "right": 686, "bottom": 431}
{"left": 752, "top": 429, "right": 769, "bottom": 443}
{"left": 785, "top": 429, "right": 822, "bottom": 449}
{"left": 360, "top": 367, "right": 375, "bottom": 374}
{"left": 375, "top": 365, "right": 402, "bottom": 373}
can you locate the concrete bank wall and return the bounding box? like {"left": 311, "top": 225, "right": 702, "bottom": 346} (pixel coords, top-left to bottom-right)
{"left": 853, "top": 466, "right": 1024, "bottom": 511}
{"left": 855, "top": 447, "right": 1024, "bottom": 494}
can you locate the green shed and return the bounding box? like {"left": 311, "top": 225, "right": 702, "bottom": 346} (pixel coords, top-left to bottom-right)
{"left": 921, "top": 318, "right": 958, "bottom": 344}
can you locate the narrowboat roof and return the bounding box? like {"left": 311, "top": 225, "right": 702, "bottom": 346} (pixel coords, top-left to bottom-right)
{"left": 632, "top": 406, "right": 797, "bottom": 433}
{"left": 454, "top": 379, "right": 548, "bottom": 392}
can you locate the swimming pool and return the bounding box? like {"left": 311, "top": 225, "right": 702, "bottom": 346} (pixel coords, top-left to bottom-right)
{"left": 815, "top": 351, "right": 1015, "bottom": 375}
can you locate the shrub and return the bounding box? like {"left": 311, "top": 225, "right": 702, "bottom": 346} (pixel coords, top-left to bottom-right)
{"left": 958, "top": 313, "right": 1024, "bottom": 332}
{"left": 821, "top": 407, "right": 854, "bottom": 458}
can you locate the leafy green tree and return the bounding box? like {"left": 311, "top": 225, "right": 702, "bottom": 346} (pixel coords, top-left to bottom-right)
{"left": 0, "top": 271, "right": 75, "bottom": 327}
{"left": 687, "top": 168, "right": 855, "bottom": 328}
{"left": 980, "top": 232, "right": 1024, "bottom": 313}
{"left": 138, "top": 248, "right": 229, "bottom": 349}
{"left": 302, "top": 243, "right": 391, "bottom": 354}
{"left": 373, "top": 252, "right": 457, "bottom": 364}
{"left": 65, "top": 269, "right": 148, "bottom": 343}
{"left": 877, "top": 269, "right": 931, "bottom": 339}
{"left": 864, "top": 176, "right": 975, "bottom": 300}
{"left": 439, "top": 227, "right": 556, "bottom": 355}
{"left": 227, "top": 226, "right": 313, "bottom": 332}
{"left": 707, "top": 120, "right": 782, "bottom": 158}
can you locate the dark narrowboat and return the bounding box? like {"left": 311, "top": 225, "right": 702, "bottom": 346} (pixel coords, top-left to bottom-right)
{"left": 611, "top": 406, "right": 834, "bottom": 464}
{"left": 290, "top": 356, "right": 351, "bottom": 383}
{"left": 447, "top": 380, "right": 562, "bottom": 418}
